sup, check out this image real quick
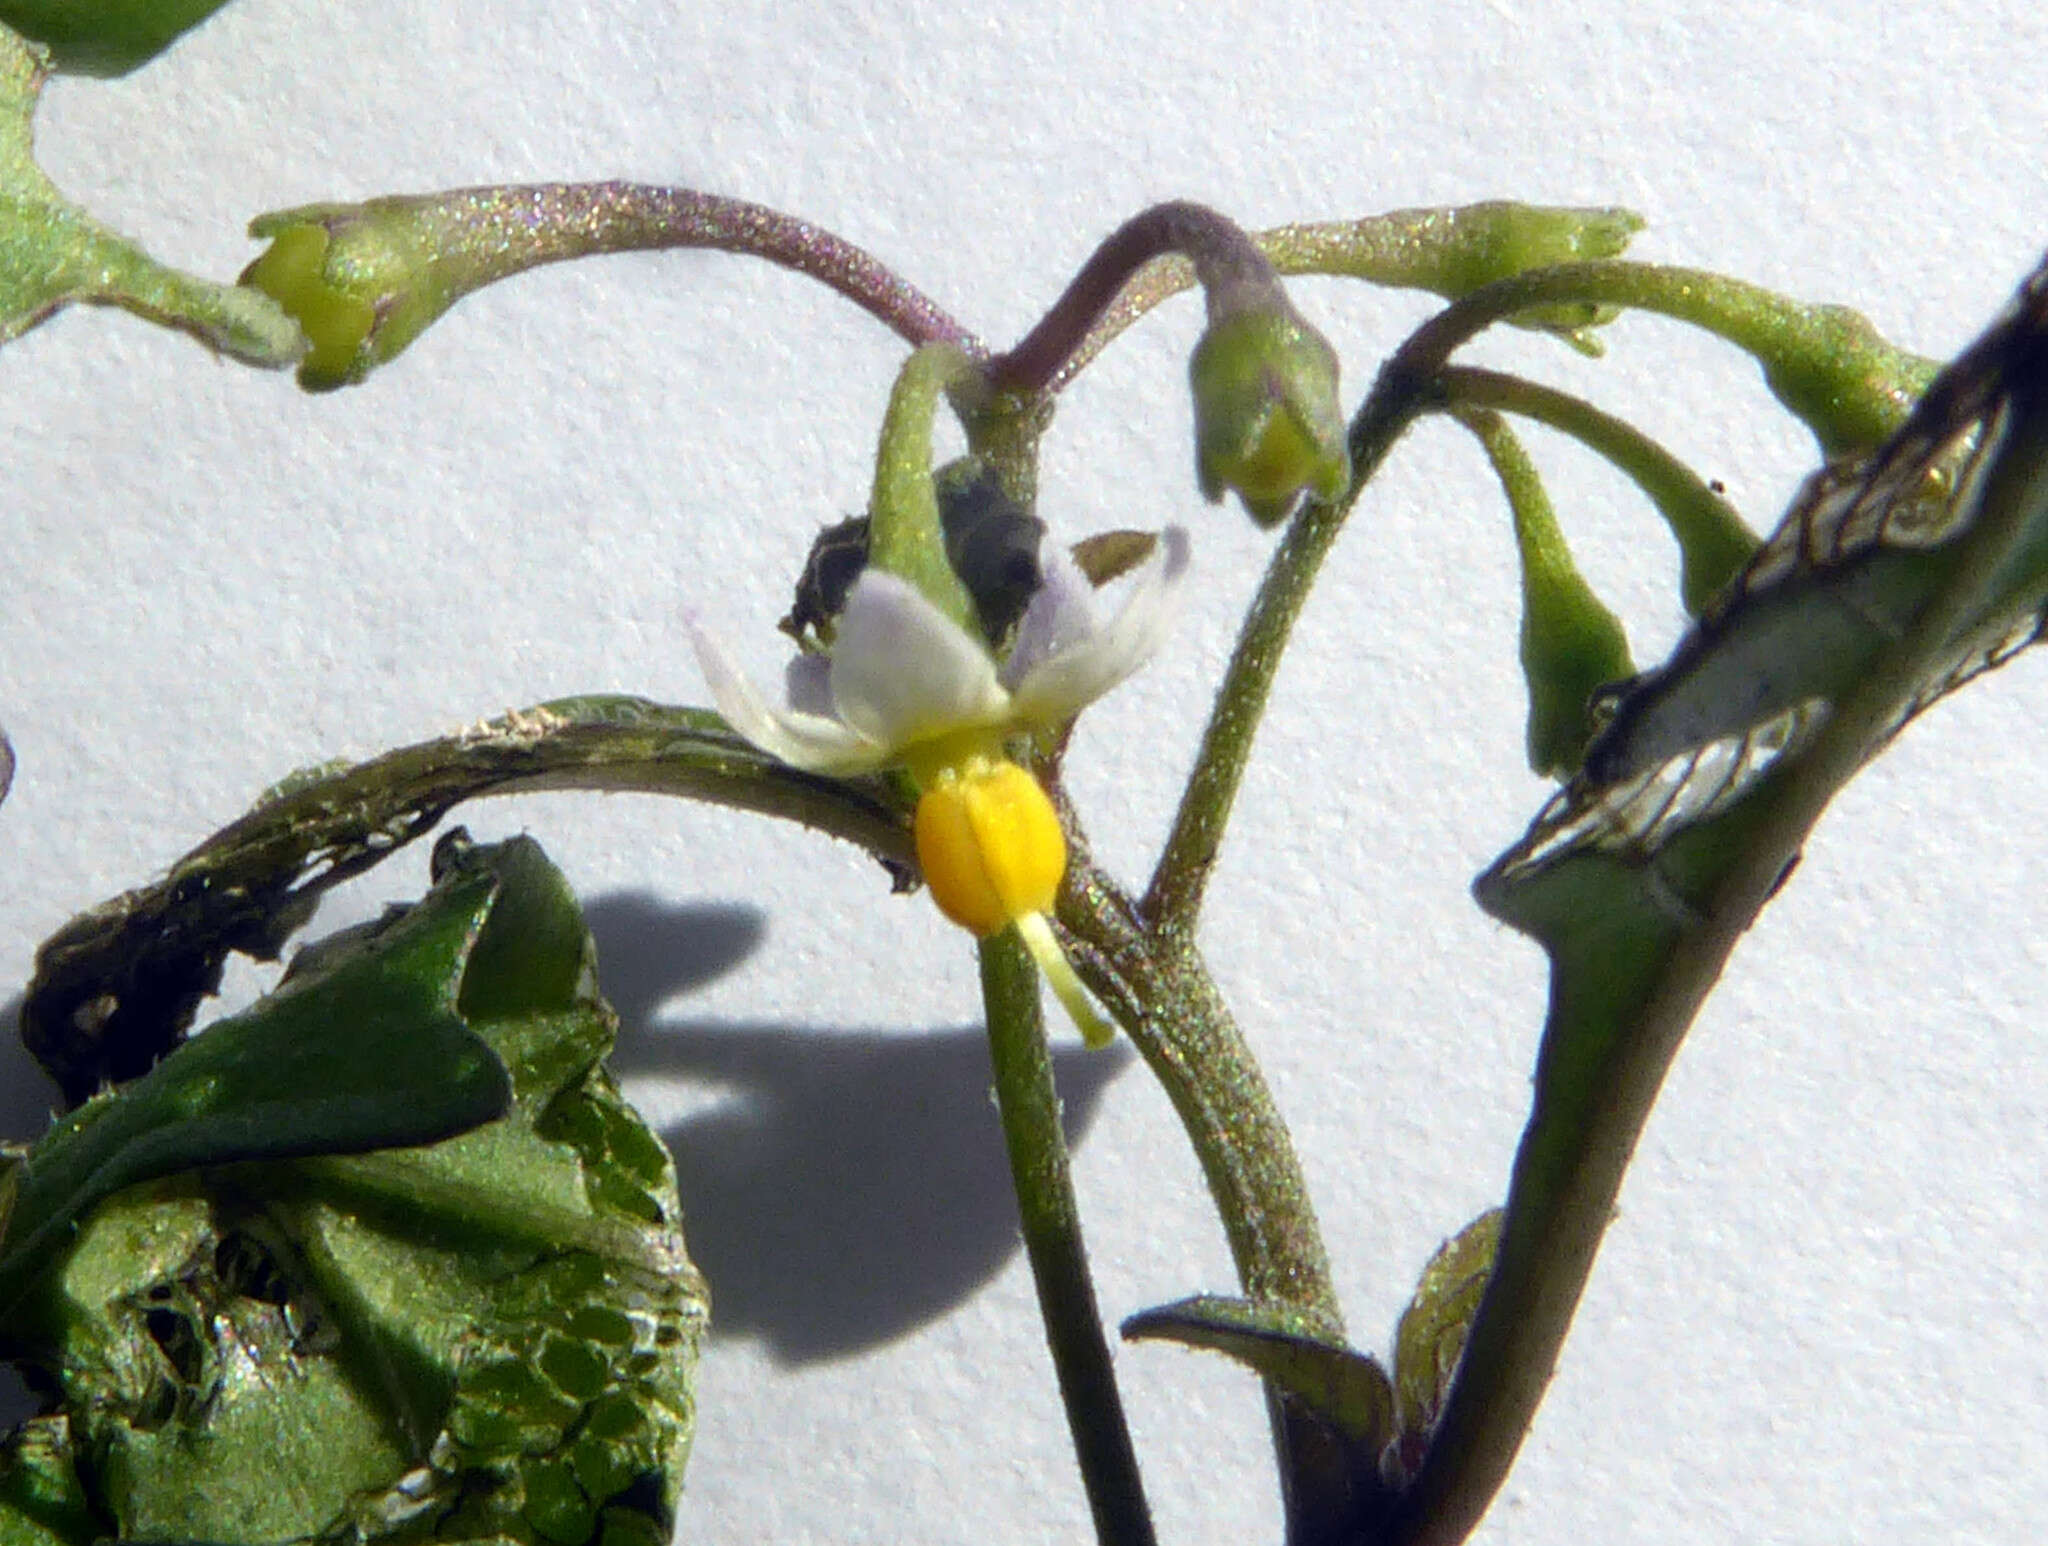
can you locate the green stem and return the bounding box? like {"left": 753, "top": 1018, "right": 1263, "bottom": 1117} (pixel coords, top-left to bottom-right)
{"left": 1142, "top": 388, "right": 1422, "bottom": 933}
{"left": 22, "top": 698, "right": 913, "bottom": 1104}
{"left": 1136, "top": 258, "right": 1935, "bottom": 926}
{"left": 1061, "top": 860, "right": 1338, "bottom": 1332}
{"left": 979, "top": 930, "right": 1156, "bottom": 1546}
{"left": 1061, "top": 857, "right": 1352, "bottom": 1538}
{"left": 1372, "top": 260, "right": 1935, "bottom": 456}
{"left": 1440, "top": 365, "right": 1758, "bottom": 616}
{"left": 253, "top": 182, "right": 983, "bottom": 353}
{"left": 1391, "top": 319, "right": 2048, "bottom": 1546}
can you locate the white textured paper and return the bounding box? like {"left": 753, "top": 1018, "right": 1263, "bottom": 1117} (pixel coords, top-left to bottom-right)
{"left": 5, "top": 3, "right": 2048, "bottom": 1543}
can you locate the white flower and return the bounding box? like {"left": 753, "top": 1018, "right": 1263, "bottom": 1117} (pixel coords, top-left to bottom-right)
{"left": 690, "top": 528, "right": 1189, "bottom": 778}
{"left": 687, "top": 526, "right": 1191, "bottom": 1046}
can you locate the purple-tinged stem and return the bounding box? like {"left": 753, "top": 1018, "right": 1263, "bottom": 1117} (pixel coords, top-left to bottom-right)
{"left": 990, "top": 201, "right": 1281, "bottom": 396}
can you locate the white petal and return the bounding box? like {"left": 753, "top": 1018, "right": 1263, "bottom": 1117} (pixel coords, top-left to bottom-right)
{"left": 1000, "top": 537, "right": 1098, "bottom": 692}
{"left": 1008, "top": 525, "right": 1191, "bottom": 726}
{"left": 828, "top": 568, "right": 1011, "bottom": 748}
{"left": 686, "top": 614, "right": 892, "bottom": 774}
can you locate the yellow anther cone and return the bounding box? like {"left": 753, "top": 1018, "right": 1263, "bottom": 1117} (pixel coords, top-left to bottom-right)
{"left": 915, "top": 759, "right": 1067, "bottom": 937}
{"left": 913, "top": 758, "right": 1114, "bottom": 1047}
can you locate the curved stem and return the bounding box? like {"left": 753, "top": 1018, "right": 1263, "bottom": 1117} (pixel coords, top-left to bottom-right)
{"left": 990, "top": 201, "right": 1282, "bottom": 397}
{"left": 1143, "top": 385, "right": 1424, "bottom": 933}
{"left": 1394, "top": 356, "right": 2048, "bottom": 1546}
{"left": 1384, "top": 279, "right": 2048, "bottom": 1545}
{"left": 1440, "top": 365, "right": 1758, "bottom": 616}
{"left": 22, "top": 698, "right": 913, "bottom": 1102}
{"left": 266, "top": 182, "right": 983, "bottom": 355}
{"left": 980, "top": 930, "right": 1156, "bottom": 1546}
{"left": 1060, "top": 858, "right": 1338, "bottom": 1332}
{"left": 1046, "top": 203, "right": 1643, "bottom": 392}
{"left": 1139, "top": 259, "right": 1935, "bottom": 931}
{"left": 1367, "top": 260, "right": 1934, "bottom": 456}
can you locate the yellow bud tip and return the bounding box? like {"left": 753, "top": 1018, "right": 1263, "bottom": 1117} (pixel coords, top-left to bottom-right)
{"left": 1015, "top": 912, "right": 1117, "bottom": 1049}
{"left": 914, "top": 758, "right": 1066, "bottom": 938}
{"left": 239, "top": 224, "right": 376, "bottom": 391}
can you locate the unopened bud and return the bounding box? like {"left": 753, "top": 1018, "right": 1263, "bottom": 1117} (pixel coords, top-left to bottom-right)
{"left": 1191, "top": 308, "right": 1351, "bottom": 528}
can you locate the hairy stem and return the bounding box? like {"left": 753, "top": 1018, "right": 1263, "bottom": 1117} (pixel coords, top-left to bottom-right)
{"left": 274, "top": 182, "right": 982, "bottom": 354}
{"left": 1371, "top": 260, "right": 1935, "bottom": 456}
{"left": 1441, "top": 365, "right": 1758, "bottom": 615}
{"left": 1046, "top": 202, "right": 1643, "bottom": 390}
{"left": 1061, "top": 860, "right": 1338, "bottom": 1332}
{"left": 1392, "top": 304, "right": 2048, "bottom": 1546}
{"left": 1143, "top": 386, "right": 1423, "bottom": 932}
{"left": 980, "top": 930, "right": 1156, "bottom": 1546}
{"left": 991, "top": 201, "right": 1283, "bottom": 397}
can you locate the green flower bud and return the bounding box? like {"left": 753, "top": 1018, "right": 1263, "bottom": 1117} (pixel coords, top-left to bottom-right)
{"left": 241, "top": 199, "right": 463, "bottom": 391}
{"left": 1417, "top": 204, "right": 1643, "bottom": 352}
{"left": 1190, "top": 307, "right": 1351, "bottom": 528}
{"left": 1756, "top": 302, "right": 1938, "bottom": 458}
{"left": 1460, "top": 408, "right": 1635, "bottom": 777}
{"left": 1416, "top": 202, "right": 1645, "bottom": 298}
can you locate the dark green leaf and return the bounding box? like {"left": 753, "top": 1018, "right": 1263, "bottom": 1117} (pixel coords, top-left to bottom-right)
{"left": 3, "top": 838, "right": 704, "bottom": 1545}
{"left": 0, "top": 869, "right": 511, "bottom": 1317}
{"left": 1398, "top": 252, "right": 2048, "bottom": 1543}
{"left": 0, "top": 0, "right": 233, "bottom": 75}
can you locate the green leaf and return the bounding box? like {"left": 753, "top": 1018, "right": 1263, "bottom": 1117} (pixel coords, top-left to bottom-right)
{"left": 0, "top": 1418, "right": 98, "bottom": 1545}
{"left": 0, "top": 0, "right": 233, "bottom": 75}
{"left": 2, "top": 837, "right": 705, "bottom": 1546}
{"left": 0, "top": 24, "right": 299, "bottom": 359}
{"left": 0, "top": 868, "right": 512, "bottom": 1319}
{"left": 23, "top": 695, "right": 910, "bottom": 1105}
{"left": 1390, "top": 1210, "right": 1500, "bottom": 1461}
{"left": 1123, "top": 1295, "right": 1395, "bottom": 1453}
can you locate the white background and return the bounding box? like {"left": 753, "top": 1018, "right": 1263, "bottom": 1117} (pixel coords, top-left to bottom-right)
{"left": 5, "top": 3, "right": 2048, "bottom": 1543}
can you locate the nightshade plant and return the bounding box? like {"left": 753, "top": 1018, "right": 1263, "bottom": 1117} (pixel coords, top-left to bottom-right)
{"left": 3, "top": 9, "right": 2046, "bottom": 1545}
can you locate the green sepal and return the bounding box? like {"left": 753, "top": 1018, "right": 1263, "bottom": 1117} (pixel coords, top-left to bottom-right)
{"left": 1757, "top": 301, "right": 1940, "bottom": 459}
{"left": 1190, "top": 306, "right": 1351, "bottom": 527}
{"left": 865, "top": 343, "right": 982, "bottom": 629}
{"left": 0, "top": 24, "right": 298, "bottom": 360}
{"left": 242, "top": 199, "right": 469, "bottom": 391}
{"left": 1404, "top": 203, "right": 1644, "bottom": 356}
